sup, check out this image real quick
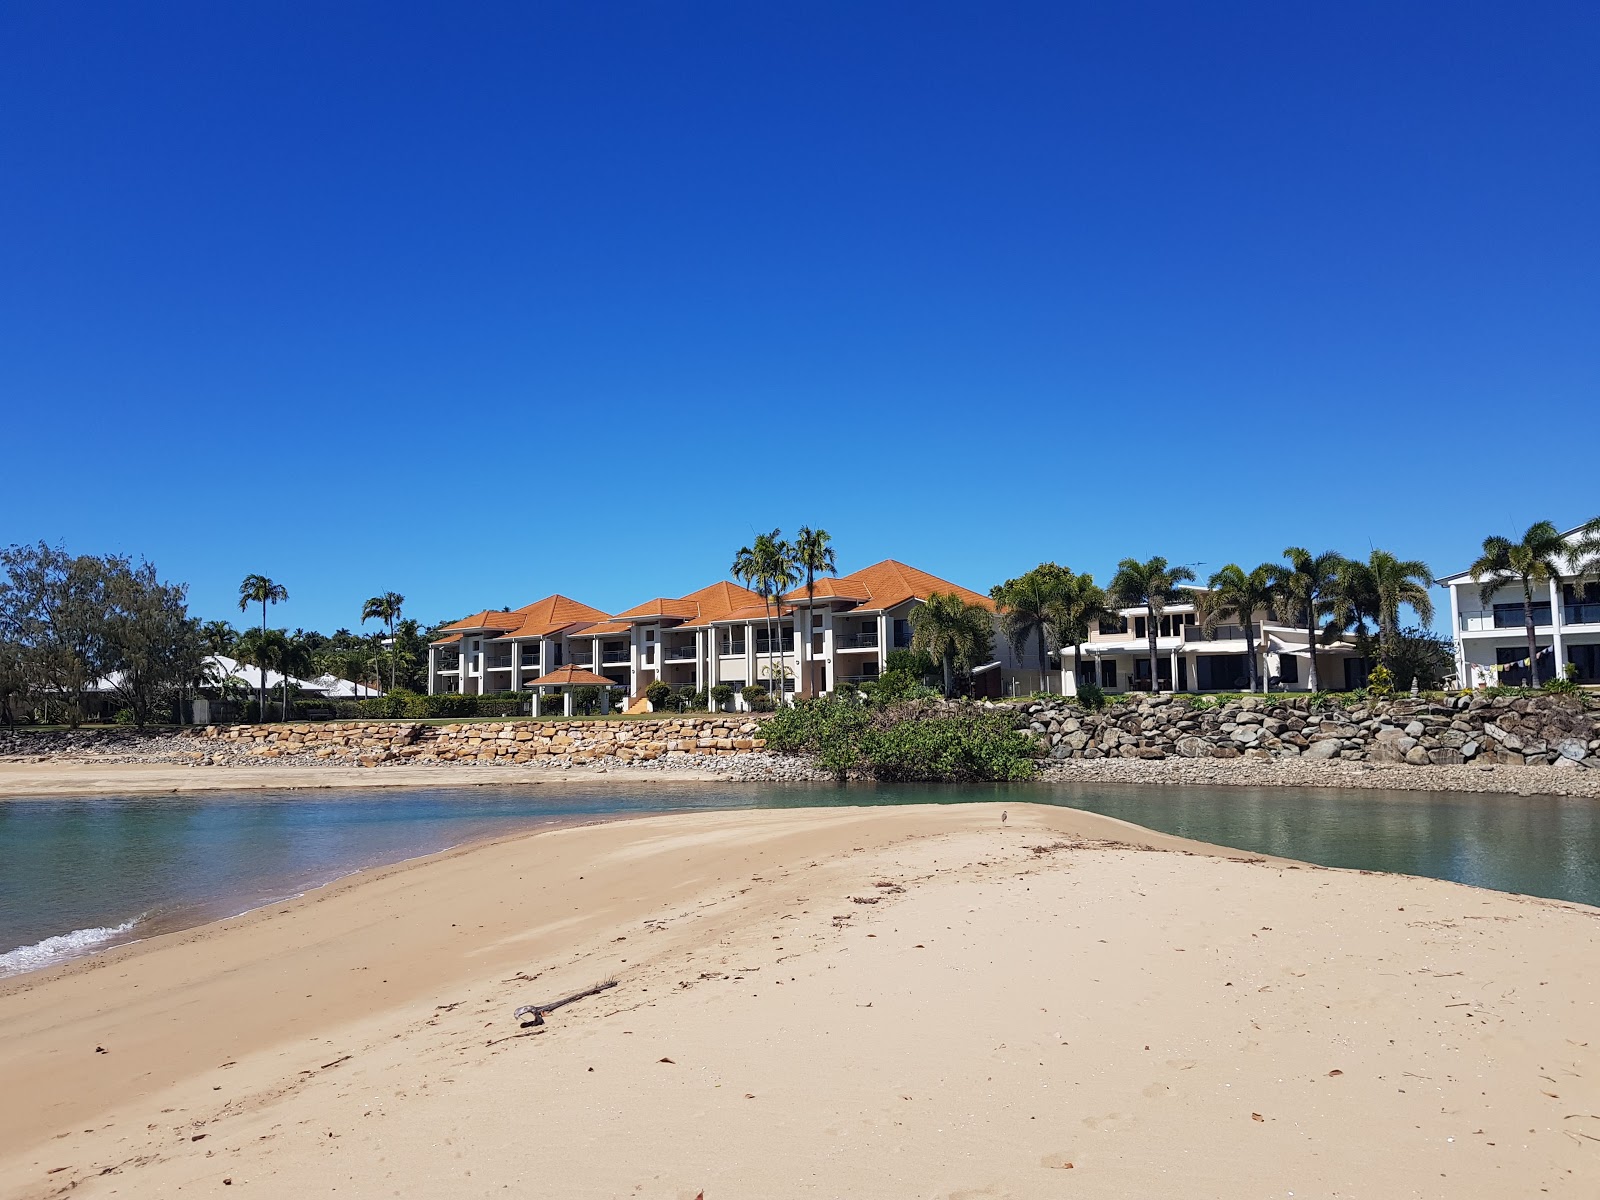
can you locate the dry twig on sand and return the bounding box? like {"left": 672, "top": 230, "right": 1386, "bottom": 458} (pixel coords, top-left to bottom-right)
{"left": 514, "top": 980, "right": 618, "bottom": 1027}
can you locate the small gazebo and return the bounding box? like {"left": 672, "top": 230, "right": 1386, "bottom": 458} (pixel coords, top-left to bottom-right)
{"left": 526, "top": 665, "right": 622, "bottom": 716}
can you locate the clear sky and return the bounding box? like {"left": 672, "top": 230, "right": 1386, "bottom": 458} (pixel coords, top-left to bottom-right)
{"left": 3, "top": 2, "right": 1595, "bottom": 634}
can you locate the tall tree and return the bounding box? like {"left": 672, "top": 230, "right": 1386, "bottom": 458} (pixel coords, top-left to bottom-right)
{"left": 1204, "top": 563, "right": 1277, "bottom": 693}
{"left": 909, "top": 591, "right": 993, "bottom": 697}
{"left": 101, "top": 562, "right": 205, "bottom": 726}
{"left": 1270, "top": 548, "right": 1346, "bottom": 692}
{"left": 233, "top": 627, "right": 289, "bottom": 720}
{"left": 1049, "top": 571, "right": 1114, "bottom": 690}
{"left": 732, "top": 531, "right": 799, "bottom": 703}
{"left": 199, "top": 620, "right": 239, "bottom": 697}
{"left": 361, "top": 591, "right": 405, "bottom": 693}
{"left": 1468, "top": 522, "right": 1568, "bottom": 686}
{"left": 793, "top": 527, "right": 836, "bottom": 695}
{"left": 237, "top": 575, "right": 288, "bottom": 718}
{"left": 0, "top": 543, "right": 118, "bottom": 726}
{"left": 989, "top": 564, "right": 1070, "bottom": 695}
{"left": 1108, "top": 557, "right": 1196, "bottom": 693}
{"left": 1335, "top": 550, "right": 1435, "bottom": 676}
{"left": 278, "top": 633, "right": 315, "bottom": 721}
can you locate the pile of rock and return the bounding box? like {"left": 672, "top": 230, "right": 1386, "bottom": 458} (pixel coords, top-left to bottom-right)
{"left": 1008, "top": 692, "right": 1599, "bottom": 769}
{"left": 198, "top": 715, "right": 771, "bottom": 768}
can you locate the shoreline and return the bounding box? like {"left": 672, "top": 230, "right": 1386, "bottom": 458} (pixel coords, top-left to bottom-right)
{"left": 4, "top": 750, "right": 1600, "bottom": 800}
{"left": 2, "top": 802, "right": 1597, "bottom": 1198}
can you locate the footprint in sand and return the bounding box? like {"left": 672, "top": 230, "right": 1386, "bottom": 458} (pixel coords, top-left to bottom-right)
{"left": 1081, "top": 1111, "right": 1136, "bottom": 1131}
{"left": 1038, "top": 1151, "right": 1076, "bottom": 1169}
{"left": 1141, "top": 1081, "right": 1171, "bottom": 1098}
{"left": 948, "top": 1188, "right": 1009, "bottom": 1200}
{"left": 1165, "top": 1058, "right": 1198, "bottom": 1071}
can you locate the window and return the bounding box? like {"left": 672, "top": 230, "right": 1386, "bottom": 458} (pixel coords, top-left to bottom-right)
{"left": 1098, "top": 615, "right": 1128, "bottom": 635}
{"left": 1570, "top": 645, "right": 1600, "bottom": 683}
{"left": 1278, "top": 655, "right": 1299, "bottom": 684}
{"left": 812, "top": 614, "right": 824, "bottom": 628}
{"left": 892, "top": 618, "right": 912, "bottom": 648}
{"left": 1134, "top": 617, "right": 1146, "bottom": 639}
{"left": 1100, "top": 660, "right": 1117, "bottom": 687}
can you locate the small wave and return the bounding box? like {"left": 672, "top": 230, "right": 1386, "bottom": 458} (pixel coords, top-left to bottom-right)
{"left": 0, "top": 919, "right": 140, "bottom": 978}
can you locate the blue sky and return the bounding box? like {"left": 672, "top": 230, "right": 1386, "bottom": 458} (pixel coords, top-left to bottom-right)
{"left": 3, "top": 2, "right": 1595, "bottom": 634}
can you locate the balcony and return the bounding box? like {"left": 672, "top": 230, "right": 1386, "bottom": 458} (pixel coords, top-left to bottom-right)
{"left": 519, "top": 653, "right": 539, "bottom": 668}
{"left": 664, "top": 644, "right": 699, "bottom": 661}
{"left": 1565, "top": 602, "right": 1600, "bottom": 626}
{"left": 1460, "top": 606, "right": 1552, "bottom": 632}
{"left": 1183, "top": 623, "right": 1258, "bottom": 642}
{"left": 569, "top": 651, "right": 594, "bottom": 666}
{"left": 435, "top": 656, "right": 460, "bottom": 673}
{"left": 601, "top": 648, "right": 631, "bottom": 664}
{"left": 485, "top": 655, "right": 513, "bottom": 671}
{"left": 753, "top": 640, "right": 796, "bottom": 656}
{"left": 718, "top": 642, "right": 747, "bottom": 657}
{"left": 835, "top": 631, "right": 879, "bottom": 650}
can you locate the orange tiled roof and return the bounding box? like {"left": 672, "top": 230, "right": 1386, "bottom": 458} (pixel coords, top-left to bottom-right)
{"left": 805, "top": 559, "right": 994, "bottom": 612}
{"left": 612, "top": 596, "right": 701, "bottom": 620}
{"left": 437, "top": 610, "right": 520, "bottom": 634}
{"left": 503, "top": 594, "right": 611, "bottom": 638}
{"left": 569, "top": 620, "right": 631, "bottom": 637}
{"left": 781, "top": 576, "right": 873, "bottom": 602}
{"left": 674, "top": 581, "right": 768, "bottom": 628}
{"left": 430, "top": 632, "right": 464, "bottom": 646}
{"left": 701, "top": 602, "right": 795, "bottom": 625}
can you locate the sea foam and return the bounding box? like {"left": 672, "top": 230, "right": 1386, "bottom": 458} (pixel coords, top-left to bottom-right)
{"left": 0, "top": 919, "right": 140, "bottom": 978}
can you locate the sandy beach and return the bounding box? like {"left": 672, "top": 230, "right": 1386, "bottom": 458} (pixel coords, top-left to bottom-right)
{"left": 2, "top": 802, "right": 1598, "bottom": 1198}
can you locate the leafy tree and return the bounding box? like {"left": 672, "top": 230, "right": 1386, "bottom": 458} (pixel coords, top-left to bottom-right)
{"left": 1108, "top": 556, "right": 1196, "bottom": 693}
{"left": 1204, "top": 563, "right": 1277, "bottom": 693}
{"left": 0, "top": 543, "right": 119, "bottom": 726}
{"left": 101, "top": 562, "right": 205, "bottom": 726}
{"left": 1384, "top": 627, "right": 1454, "bottom": 692}
{"left": 989, "top": 563, "right": 1071, "bottom": 694}
{"left": 732, "top": 530, "right": 799, "bottom": 703}
{"left": 909, "top": 591, "right": 993, "bottom": 697}
{"left": 1468, "top": 522, "right": 1568, "bottom": 686}
{"left": 1268, "top": 548, "right": 1346, "bottom": 692}
{"left": 361, "top": 591, "right": 405, "bottom": 693}
{"left": 237, "top": 575, "right": 288, "bottom": 719}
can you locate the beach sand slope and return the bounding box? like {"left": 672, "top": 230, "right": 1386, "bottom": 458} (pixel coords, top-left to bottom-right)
{"left": 1, "top": 803, "right": 1597, "bottom": 1198}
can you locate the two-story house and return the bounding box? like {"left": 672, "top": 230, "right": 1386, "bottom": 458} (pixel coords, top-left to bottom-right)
{"left": 1437, "top": 524, "right": 1600, "bottom": 688}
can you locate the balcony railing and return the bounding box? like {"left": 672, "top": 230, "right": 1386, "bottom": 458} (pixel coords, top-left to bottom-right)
{"left": 664, "top": 644, "right": 699, "bottom": 660}
{"left": 485, "top": 655, "right": 513, "bottom": 670}
{"left": 436, "top": 656, "right": 460, "bottom": 672}
{"left": 601, "top": 648, "right": 631, "bottom": 663}
{"left": 1565, "top": 602, "right": 1600, "bottom": 626}
{"left": 520, "top": 654, "right": 539, "bottom": 668}
{"left": 1460, "top": 606, "right": 1552, "bottom": 632}
{"left": 569, "top": 652, "right": 593, "bottom": 666}
{"left": 753, "top": 640, "right": 796, "bottom": 655}
{"left": 835, "top": 631, "right": 879, "bottom": 649}
{"left": 1183, "top": 623, "right": 1259, "bottom": 642}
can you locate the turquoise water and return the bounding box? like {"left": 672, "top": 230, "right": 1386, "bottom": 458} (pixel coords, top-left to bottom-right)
{"left": 2, "top": 781, "right": 1597, "bottom": 976}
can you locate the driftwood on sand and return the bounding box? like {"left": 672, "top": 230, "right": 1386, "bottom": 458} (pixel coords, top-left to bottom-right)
{"left": 514, "top": 980, "right": 618, "bottom": 1027}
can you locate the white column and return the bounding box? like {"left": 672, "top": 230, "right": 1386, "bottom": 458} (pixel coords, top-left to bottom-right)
{"left": 563, "top": 689, "right": 573, "bottom": 717}
{"left": 427, "top": 645, "right": 437, "bottom": 695}
{"left": 744, "top": 622, "right": 756, "bottom": 704}
{"left": 1168, "top": 647, "right": 1179, "bottom": 694}
{"left": 1550, "top": 577, "right": 1566, "bottom": 683}
{"left": 877, "top": 612, "right": 889, "bottom": 677}
{"left": 1447, "top": 584, "right": 1465, "bottom": 687}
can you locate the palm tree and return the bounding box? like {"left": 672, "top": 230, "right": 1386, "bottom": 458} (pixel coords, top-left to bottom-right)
{"left": 732, "top": 531, "right": 799, "bottom": 703}
{"left": 199, "top": 620, "right": 238, "bottom": 696}
{"left": 1335, "top": 551, "right": 1434, "bottom": 676}
{"left": 793, "top": 527, "right": 837, "bottom": 696}
{"left": 1562, "top": 517, "right": 1600, "bottom": 585}
{"left": 909, "top": 591, "right": 993, "bottom": 697}
{"left": 237, "top": 575, "right": 287, "bottom": 717}
{"left": 361, "top": 591, "right": 405, "bottom": 693}
{"left": 1270, "top": 548, "right": 1345, "bottom": 692}
{"left": 1049, "top": 571, "right": 1114, "bottom": 691}
{"left": 1108, "top": 557, "right": 1196, "bottom": 693}
{"left": 1469, "top": 522, "right": 1569, "bottom": 686}
{"left": 1205, "top": 564, "right": 1276, "bottom": 693}
{"left": 989, "top": 564, "right": 1069, "bottom": 695}
{"left": 279, "top": 634, "right": 315, "bottom": 720}
{"left": 233, "top": 627, "right": 289, "bottom": 721}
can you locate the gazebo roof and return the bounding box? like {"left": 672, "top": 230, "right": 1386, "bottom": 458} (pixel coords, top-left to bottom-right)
{"left": 525, "top": 665, "right": 618, "bottom": 688}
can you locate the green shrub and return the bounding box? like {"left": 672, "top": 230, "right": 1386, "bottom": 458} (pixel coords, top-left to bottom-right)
{"left": 763, "top": 696, "right": 1039, "bottom": 782}
{"left": 1366, "top": 664, "right": 1395, "bottom": 699}
{"left": 112, "top": 707, "right": 136, "bottom": 725}
{"left": 709, "top": 683, "right": 734, "bottom": 710}
{"left": 742, "top": 684, "right": 772, "bottom": 711}
{"left": 539, "top": 693, "right": 565, "bottom": 716}
{"left": 571, "top": 685, "right": 601, "bottom": 715}
{"left": 645, "top": 681, "right": 675, "bottom": 710}
{"left": 1075, "top": 680, "right": 1106, "bottom": 710}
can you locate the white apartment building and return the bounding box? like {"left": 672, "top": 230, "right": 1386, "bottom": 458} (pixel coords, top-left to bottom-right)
{"left": 1064, "top": 593, "right": 1369, "bottom": 694}
{"left": 1437, "top": 525, "right": 1600, "bottom": 688}
{"left": 428, "top": 560, "right": 1031, "bottom": 708}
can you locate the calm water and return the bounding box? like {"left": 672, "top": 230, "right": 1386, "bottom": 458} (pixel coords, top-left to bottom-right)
{"left": 2, "top": 781, "right": 1597, "bottom": 977}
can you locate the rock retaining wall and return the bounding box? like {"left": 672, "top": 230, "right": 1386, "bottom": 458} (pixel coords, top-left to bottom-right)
{"left": 199, "top": 716, "right": 770, "bottom": 767}
{"left": 1015, "top": 693, "right": 1599, "bottom": 769}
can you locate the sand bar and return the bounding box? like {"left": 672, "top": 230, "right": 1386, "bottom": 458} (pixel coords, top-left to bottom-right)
{"left": 1, "top": 802, "right": 1598, "bottom": 1198}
